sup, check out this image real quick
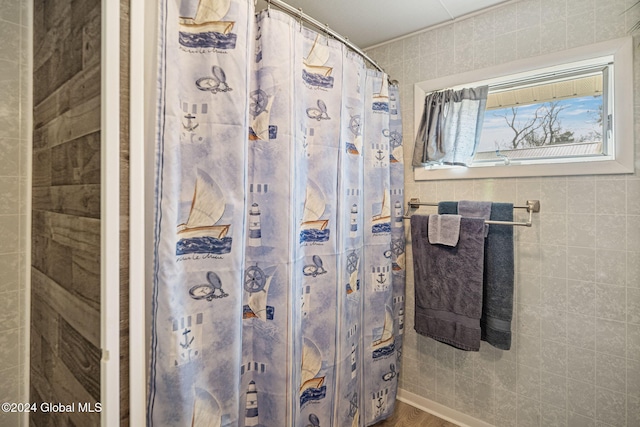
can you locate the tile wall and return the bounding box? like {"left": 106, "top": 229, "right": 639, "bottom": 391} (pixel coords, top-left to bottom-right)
{"left": 367, "top": 0, "right": 640, "bottom": 426}
{"left": 0, "top": 0, "right": 30, "bottom": 426}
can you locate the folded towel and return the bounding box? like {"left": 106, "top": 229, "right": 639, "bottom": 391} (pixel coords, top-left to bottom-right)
{"left": 437, "top": 201, "right": 515, "bottom": 350}
{"left": 459, "top": 200, "right": 492, "bottom": 236}
{"left": 411, "top": 214, "right": 485, "bottom": 351}
{"left": 428, "top": 214, "right": 461, "bottom": 246}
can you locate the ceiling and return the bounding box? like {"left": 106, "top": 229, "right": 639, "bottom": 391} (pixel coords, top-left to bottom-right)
{"left": 256, "top": 0, "right": 511, "bottom": 48}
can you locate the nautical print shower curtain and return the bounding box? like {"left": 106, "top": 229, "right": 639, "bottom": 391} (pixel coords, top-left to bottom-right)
{"left": 148, "top": 1, "right": 405, "bottom": 426}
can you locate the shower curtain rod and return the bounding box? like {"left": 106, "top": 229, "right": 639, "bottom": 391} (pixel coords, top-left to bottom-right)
{"left": 402, "top": 198, "right": 541, "bottom": 227}
{"left": 262, "top": 0, "right": 391, "bottom": 79}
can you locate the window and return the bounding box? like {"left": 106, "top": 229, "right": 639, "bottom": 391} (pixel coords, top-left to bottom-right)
{"left": 413, "top": 37, "right": 633, "bottom": 180}
{"left": 477, "top": 63, "right": 607, "bottom": 164}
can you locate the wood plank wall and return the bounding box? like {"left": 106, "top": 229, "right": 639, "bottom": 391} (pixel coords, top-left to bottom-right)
{"left": 31, "top": 0, "right": 102, "bottom": 425}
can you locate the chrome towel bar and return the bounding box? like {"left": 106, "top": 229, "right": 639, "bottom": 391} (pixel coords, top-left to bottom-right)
{"left": 403, "top": 198, "right": 540, "bottom": 227}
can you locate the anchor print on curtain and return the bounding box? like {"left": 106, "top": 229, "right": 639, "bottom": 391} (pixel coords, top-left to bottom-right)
{"left": 148, "top": 0, "right": 251, "bottom": 426}
{"left": 148, "top": 1, "right": 404, "bottom": 426}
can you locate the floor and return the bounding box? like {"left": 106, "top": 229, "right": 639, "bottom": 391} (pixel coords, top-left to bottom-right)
{"left": 372, "top": 401, "right": 459, "bottom": 427}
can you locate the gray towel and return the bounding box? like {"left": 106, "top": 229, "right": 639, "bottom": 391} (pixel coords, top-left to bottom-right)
{"left": 438, "top": 201, "right": 458, "bottom": 215}
{"left": 411, "top": 214, "right": 485, "bottom": 351}
{"left": 428, "top": 214, "right": 461, "bottom": 246}
{"left": 438, "top": 201, "right": 515, "bottom": 350}
{"left": 481, "top": 203, "right": 514, "bottom": 350}
{"left": 459, "top": 200, "right": 492, "bottom": 236}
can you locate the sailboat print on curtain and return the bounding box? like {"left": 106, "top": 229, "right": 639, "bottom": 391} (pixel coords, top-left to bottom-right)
{"left": 177, "top": 169, "right": 232, "bottom": 255}
{"left": 191, "top": 387, "right": 233, "bottom": 427}
{"left": 151, "top": 3, "right": 404, "bottom": 425}
{"left": 300, "top": 338, "right": 327, "bottom": 407}
{"left": 372, "top": 189, "right": 391, "bottom": 234}
{"left": 372, "top": 78, "right": 389, "bottom": 112}
{"left": 300, "top": 183, "right": 330, "bottom": 243}
{"left": 302, "top": 35, "right": 334, "bottom": 89}
{"left": 179, "top": 0, "right": 238, "bottom": 49}
{"left": 372, "top": 307, "right": 395, "bottom": 359}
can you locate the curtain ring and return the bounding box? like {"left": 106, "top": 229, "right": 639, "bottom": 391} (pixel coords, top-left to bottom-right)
{"left": 324, "top": 24, "right": 329, "bottom": 45}
{"left": 298, "top": 8, "right": 303, "bottom": 31}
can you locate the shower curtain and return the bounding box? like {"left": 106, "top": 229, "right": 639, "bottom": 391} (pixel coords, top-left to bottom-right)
{"left": 148, "top": 1, "right": 404, "bottom": 426}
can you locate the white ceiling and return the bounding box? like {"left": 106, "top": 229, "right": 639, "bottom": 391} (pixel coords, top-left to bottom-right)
{"left": 256, "top": 0, "right": 510, "bottom": 48}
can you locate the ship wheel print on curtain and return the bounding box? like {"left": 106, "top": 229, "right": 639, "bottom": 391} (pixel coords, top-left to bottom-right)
{"left": 244, "top": 265, "right": 267, "bottom": 292}
{"left": 249, "top": 89, "right": 268, "bottom": 116}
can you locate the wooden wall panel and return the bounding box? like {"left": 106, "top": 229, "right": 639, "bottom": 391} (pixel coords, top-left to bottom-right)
{"left": 36, "top": 95, "right": 101, "bottom": 150}
{"left": 58, "top": 318, "right": 101, "bottom": 401}
{"left": 31, "top": 0, "right": 102, "bottom": 425}
{"left": 31, "top": 267, "right": 100, "bottom": 350}
{"left": 45, "top": 211, "right": 100, "bottom": 252}
{"left": 32, "top": 184, "right": 101, "bottom": 218}
{"left": 31, "top": 234, "right": 100, "bottom": 310}
{"left": 50, "top": 132, "right": 101, "bottom": 186}
{"left": 119, "top": 0, "right": 130, "bottom": 424}
{"left": 33, "top": 64, "right": 100, "bottom": 128}
{"left": 30, "top": 293, "right": 60, "bottom": 354}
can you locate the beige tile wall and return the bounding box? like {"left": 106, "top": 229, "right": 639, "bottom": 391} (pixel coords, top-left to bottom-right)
{"left": 0, "top": 0, "right": 30, "bottom": 426}
{"left": 367, "top": 0, "right": 640, "bottom": 426}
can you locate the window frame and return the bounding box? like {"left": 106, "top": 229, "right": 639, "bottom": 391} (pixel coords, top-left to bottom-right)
{"left": 413, "top": 36, "right": 634, "bottom": 181}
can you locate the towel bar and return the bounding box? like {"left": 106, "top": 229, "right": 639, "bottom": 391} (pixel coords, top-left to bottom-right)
{"left": 402, "top": 198, "right": 540, "bottom": 227}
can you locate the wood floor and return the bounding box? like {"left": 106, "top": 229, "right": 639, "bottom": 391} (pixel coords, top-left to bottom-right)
{"left": 372, "top": 401, "right": 460, "bottom": 427}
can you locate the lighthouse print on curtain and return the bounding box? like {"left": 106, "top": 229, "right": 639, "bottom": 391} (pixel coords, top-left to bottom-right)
{"left": 148, "top": 1, "right": 405, "bottom": 426}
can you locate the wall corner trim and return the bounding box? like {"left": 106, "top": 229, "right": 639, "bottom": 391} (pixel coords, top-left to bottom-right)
{"left": 101, "top": 0, "right": 121, "bottom": 425}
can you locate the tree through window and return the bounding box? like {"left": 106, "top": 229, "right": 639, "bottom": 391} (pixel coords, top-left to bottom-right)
{"left": 413, "top": 37, "right": 634, "bottom": 180}
{"left": 475, "top": 70, "right": 606, "bottom": 161}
